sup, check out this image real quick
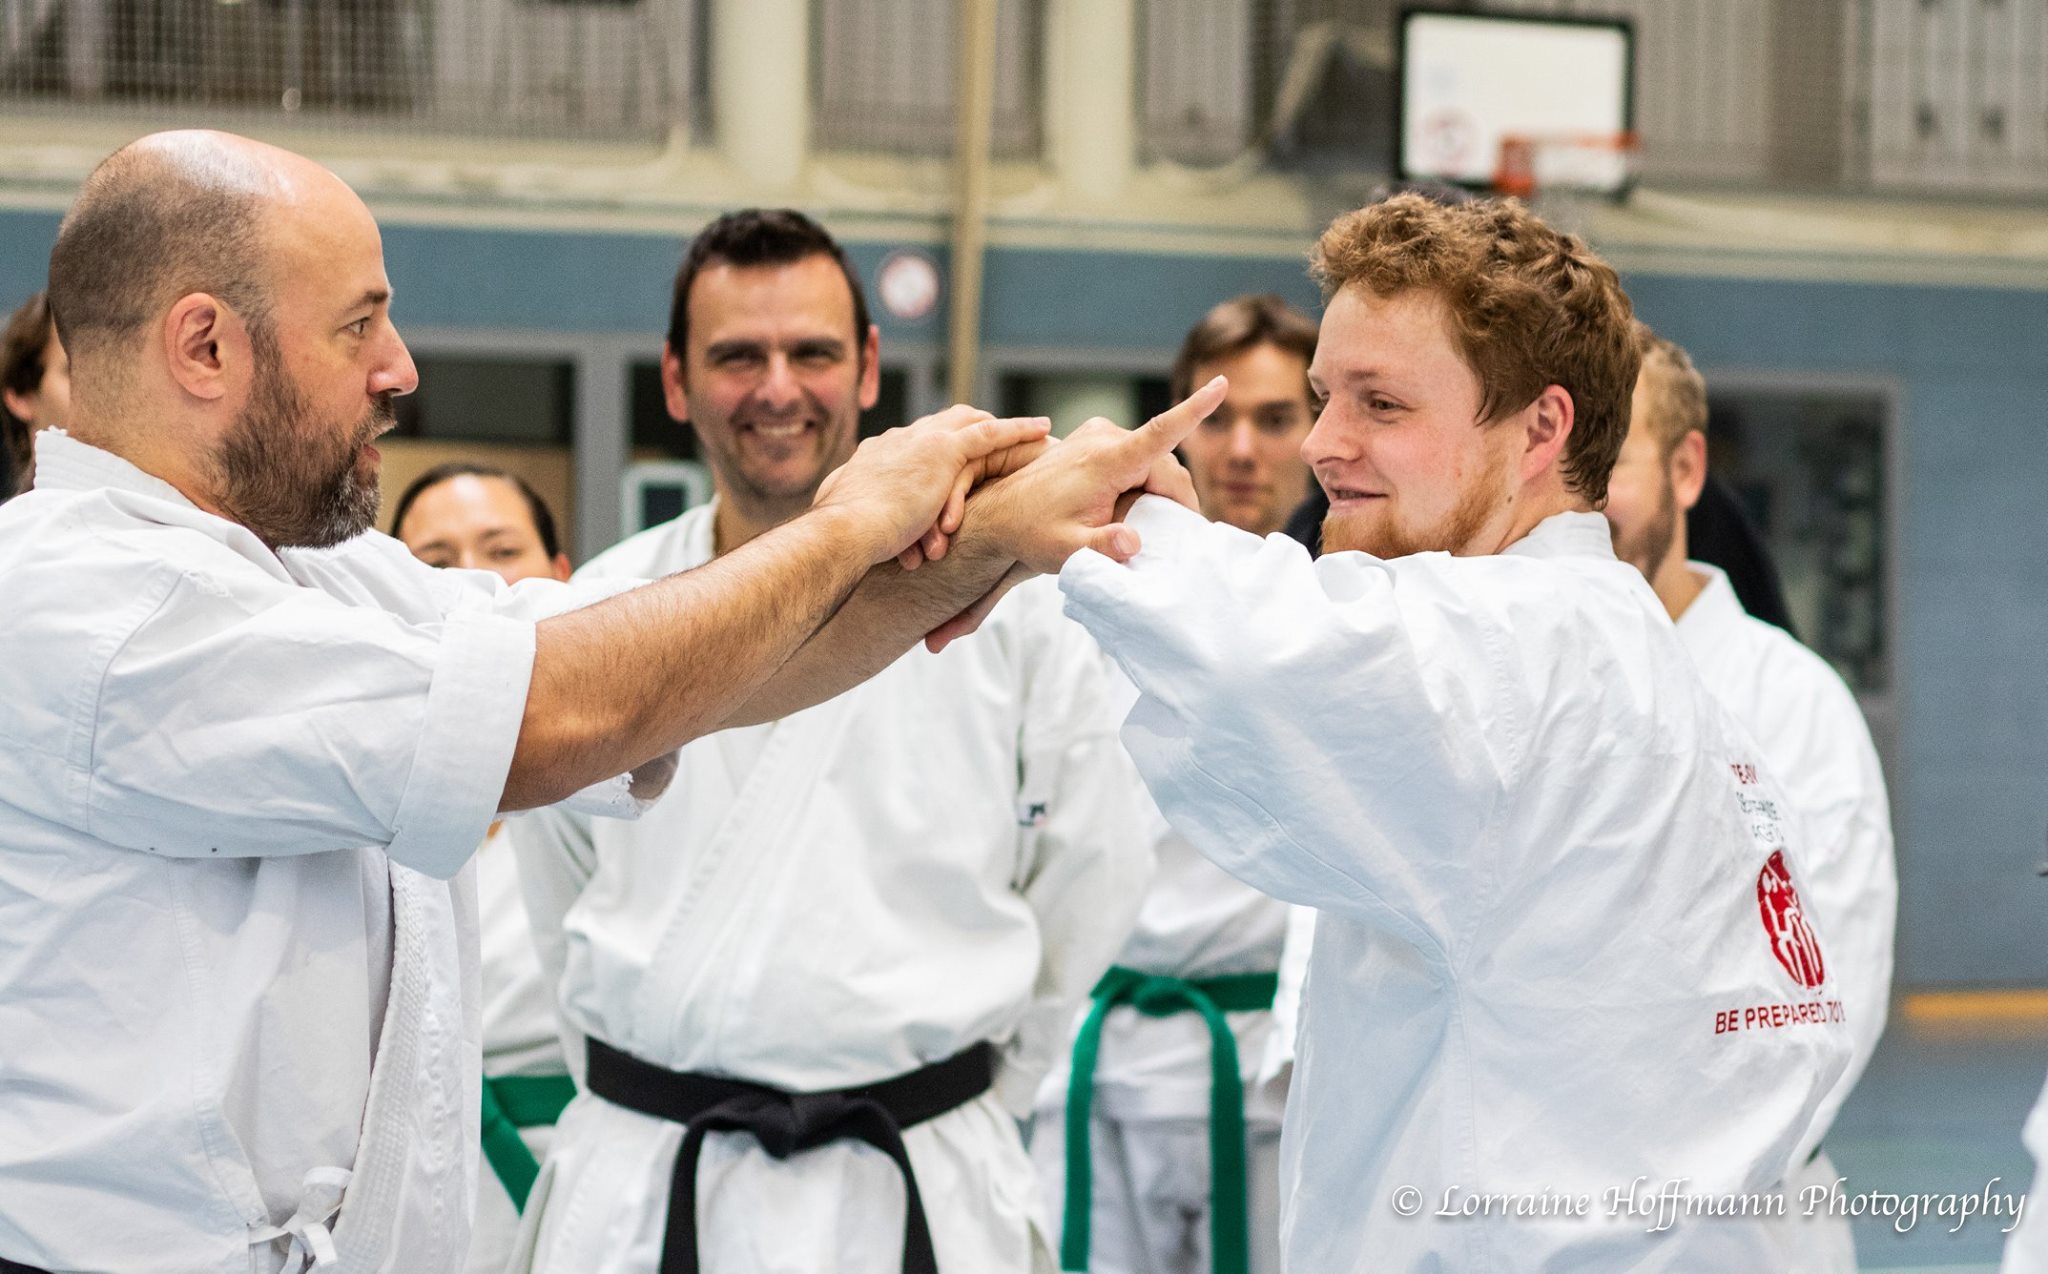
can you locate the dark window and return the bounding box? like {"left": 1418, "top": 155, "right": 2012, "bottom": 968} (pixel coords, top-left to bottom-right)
{"left": 394, "top": 355, "right": 575, "bottom": 445}
{"left": 1706, "top": 387, "right": 1889, "bottom": 694}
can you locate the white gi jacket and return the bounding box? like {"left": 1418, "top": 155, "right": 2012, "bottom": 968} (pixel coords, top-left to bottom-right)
{"left": 1259, "top": 904, "right": 1316, "bottom": 1086}
{"left": 469, "top": 821, "right": 571, "bottom": 1274}
{"left": 1036, "top": 670, "right": 1290, "bottom": 1127}
{"left": 2003, "top": 1082, "right": 2048, "bottom": 1271}
{"left": 1059, "top": 498, "right": 1854, "bottom": 1273}
{"left": 1677, "top": 564, "right": 1896, "bottom": 1274}
{"left": 510, "top": 501, "right": 1152, "bottom": 1273}
{"left": 0, "top": 432, "right": 645, "bottom": 1274}
{"left": 1677, "top": 564, "right": 1896, "bottom": 1151}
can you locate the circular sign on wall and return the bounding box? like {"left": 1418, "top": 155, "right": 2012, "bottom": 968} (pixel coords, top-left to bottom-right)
{"left": 876, "top": 249, "right": 942, "bottom": 323}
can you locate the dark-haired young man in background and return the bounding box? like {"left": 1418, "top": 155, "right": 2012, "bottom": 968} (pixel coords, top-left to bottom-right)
{"left": 1033, "top": 294, "right": 1318, "bottom": 1274}
{"left": 392, "top": 462, "right": 578, "bottom": 1274}
{"left": 511, "top": 210, "right": 1152, "bottom": 1273}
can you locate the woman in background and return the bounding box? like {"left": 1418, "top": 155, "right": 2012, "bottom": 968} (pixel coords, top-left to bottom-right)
{"left": 1, "top": 291, "right": 71, "bottom": 499}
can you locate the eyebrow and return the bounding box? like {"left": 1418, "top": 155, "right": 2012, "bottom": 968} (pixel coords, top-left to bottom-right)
{"left": 703, "top": 335, "right": 849, "bottom": 359}
{"left": 344, "top": 288, "right": 391, "bottom": 316}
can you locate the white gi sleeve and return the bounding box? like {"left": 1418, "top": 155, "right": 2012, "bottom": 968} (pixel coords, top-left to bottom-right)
{"left": 421, "top": 558, "right": 677, "bottom": 814}
{"left": 77, "top": 564, "right": 534, "bottom": 880}
{"left": 286, "top": 533, "right": 674, "bottom": 815}
{"left": 993, "top": 584, "right": 1155, "bottom": 1115}
{"left": 1058, "top": 496, "right": 1511, "bottom": 952}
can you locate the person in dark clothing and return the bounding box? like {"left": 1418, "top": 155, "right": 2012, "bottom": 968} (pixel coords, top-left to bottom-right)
{"left": 1687, "top": 472, "right": 1798, "bottom": 639}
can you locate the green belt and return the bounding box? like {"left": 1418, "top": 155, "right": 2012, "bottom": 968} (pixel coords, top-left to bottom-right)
{"left": 480, "top": 1072, "right": 577, "bottom": 1212}
{"left": 1061, "top": 965, "right": 1279, "bottom": 1274}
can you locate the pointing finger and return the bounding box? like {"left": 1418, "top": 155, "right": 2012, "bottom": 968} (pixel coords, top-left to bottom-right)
{"left": 1111, "top": 375, "right": 1226, "bottom": 478}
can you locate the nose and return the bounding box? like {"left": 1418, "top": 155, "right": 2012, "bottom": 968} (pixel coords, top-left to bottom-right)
{"left": 757, "top": 351, "right": 803, "bottom": 412}
{"left": 1301, "top": 403, "right": 1344, "bottom": 469}
{"left": 373, "top": 323, "right": 419, "bottom": 399}
{"left": 1227, "top": 420, "right": 1258, "bottom": 462}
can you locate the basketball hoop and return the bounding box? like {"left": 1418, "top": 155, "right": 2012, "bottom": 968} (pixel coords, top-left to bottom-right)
{"left": 1492, "top": 131, "right": 1640, "bottom": 201}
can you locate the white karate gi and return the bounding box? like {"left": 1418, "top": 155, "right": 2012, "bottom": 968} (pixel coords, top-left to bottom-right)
{"left": 1676, "top": 564, "right": 1897, "bottom": 1273}
{"left": 470, "top": 821, "right": 572, "bottom": 1274}
{"left": 509, "top": 501, "right": 1152, "bottom": 1274}
{"left": 0, "top": 432, "right": 645, "bottom": 1274}
{"left": 2003, "top": 1081, "right": 2048, "bottom": 1271}
{"left": 1258, "top": 905, "right": 1316, "bottom": 1088}
{"left": 1031, "top": 666, "right": 1289, "bottom": 1274}
{"left": 1059, "top": 497, "right": 1854, "bottom": 1273}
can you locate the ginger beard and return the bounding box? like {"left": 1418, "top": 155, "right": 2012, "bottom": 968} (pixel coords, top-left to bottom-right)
{"left": 1319, "top": 424, "right": 1516, "bottom": 559}
{"left": 212, "top": 320, "right": 391, "bottom": 550}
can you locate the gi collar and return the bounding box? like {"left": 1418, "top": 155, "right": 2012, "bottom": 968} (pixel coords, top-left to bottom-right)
{"left": 1501, "top": 509, "right": 1621, "bottom": 563}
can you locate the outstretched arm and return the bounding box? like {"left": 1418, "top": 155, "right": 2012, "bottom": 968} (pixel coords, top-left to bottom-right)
{"left": 722, "top": 378, "right": 1225, "bottom": 725}
{"left": 501, "top": 410, "right": 1046, "bottom": 810}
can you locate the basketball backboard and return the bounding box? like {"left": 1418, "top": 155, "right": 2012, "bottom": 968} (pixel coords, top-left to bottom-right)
{"left": 1397, "top": 8, "right": 1635, "bottom": 197}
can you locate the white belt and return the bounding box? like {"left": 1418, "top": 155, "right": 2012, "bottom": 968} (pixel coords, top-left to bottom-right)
{"left": 250, "top": 1166, "right": 352, "bottom": 1273}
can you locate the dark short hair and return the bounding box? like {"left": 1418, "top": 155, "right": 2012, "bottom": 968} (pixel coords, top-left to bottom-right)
{"left": 47, "top": 144, "right": 272, "bottom": 371}
{"left": 388, "top": 461, "right": 563, "bottom": 559}
{"left": 1170, "top": 294, "right": 1319, "bottom": 401}
{"left": 1, "top": 291, "right": 51, "bottom": 487}
{"left": 665, "top": 209, "right": 871, "bottom": 367}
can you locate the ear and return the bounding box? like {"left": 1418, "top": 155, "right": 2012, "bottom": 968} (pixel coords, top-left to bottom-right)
{"left": 1, "top": 388, "right": 31, "bottom": 422}
{"left": 856, "top": 323, "right": 882, "bottom": 412}
{"left": 1669, "top": 429, "right": 1708, "bottom": 513}
{"left": 660, "top": 342, "right": 691, "bottom": 426}
{"left": 163, "top": 293, "right": 249, "bottom": 404}
{"left": 549, "top": 552, "right": 574, "bottom": 583}
{"left": 1520, "top": 383, "right": 1575, "bottom": 484}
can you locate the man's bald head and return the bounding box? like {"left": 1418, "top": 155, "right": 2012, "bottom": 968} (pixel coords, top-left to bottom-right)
{"left": 48, "top": 132, "right": 339, "bottom": 391}
{"left": 45, "top": 131, "right": 414, "bottom": 549}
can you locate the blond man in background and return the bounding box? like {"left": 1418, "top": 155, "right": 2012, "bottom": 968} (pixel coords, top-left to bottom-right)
{"left": 1603, "top": 322, "right": 1898, "bottom": 1272}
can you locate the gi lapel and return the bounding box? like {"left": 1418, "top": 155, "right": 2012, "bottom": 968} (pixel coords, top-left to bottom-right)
{"left": 626, "top": 683, "right": 867, "bottom": 1059}
{"left": 326, "top": 861, "right": 478, "bottom": 1273}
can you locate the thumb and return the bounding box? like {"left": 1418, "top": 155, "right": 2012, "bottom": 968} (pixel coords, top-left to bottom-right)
{"left": 1079, "top": 521, "right": 1143, "bottom": 563}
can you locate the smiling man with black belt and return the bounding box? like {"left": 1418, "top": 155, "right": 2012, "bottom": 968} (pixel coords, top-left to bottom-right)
{"left": 508, "top": 210, "right": 1160, "bottom": 1274}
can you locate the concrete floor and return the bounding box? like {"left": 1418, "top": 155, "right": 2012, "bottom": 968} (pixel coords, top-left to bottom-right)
{"left": 1826, "top": 1000, "right": 2047, "bottom": 1271}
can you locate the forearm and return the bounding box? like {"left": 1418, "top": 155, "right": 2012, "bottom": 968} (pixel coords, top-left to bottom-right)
{"left": 503, "top": 505, "right": 886, "bottom": 809}
{"left": 723, "top": 522, "right": 1025, "bottom": 726}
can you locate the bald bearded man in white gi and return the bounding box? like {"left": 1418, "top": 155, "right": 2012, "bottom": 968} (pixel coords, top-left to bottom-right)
{"left": 1604, "top": 322, "right": 1897, "bottom": 1273}
{"left": 0, "top": 132, "right": 1200, "bottom": 1274}
{"left": 1038, "top": 195, "right": 1857, "bottom": 1270}
{"left": 509, "top": 209, "right": 1151, "bottom": 1274}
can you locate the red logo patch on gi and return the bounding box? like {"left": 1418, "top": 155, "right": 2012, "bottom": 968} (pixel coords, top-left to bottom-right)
{"left": 1757, "top": 849, "right": 1827, "bottom": 990}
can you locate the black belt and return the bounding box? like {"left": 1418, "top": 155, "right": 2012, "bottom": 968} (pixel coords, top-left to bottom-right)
{"left": 0, "top": 1258, "right": 51, "bottom": 1274}
{"left": 584, "top": 1037, "right": 995, "bottom": 1274}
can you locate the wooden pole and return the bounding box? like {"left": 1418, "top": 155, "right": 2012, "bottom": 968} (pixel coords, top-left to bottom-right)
{"left": 947, "top": 0, "right": 1000, "bottom": 405}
